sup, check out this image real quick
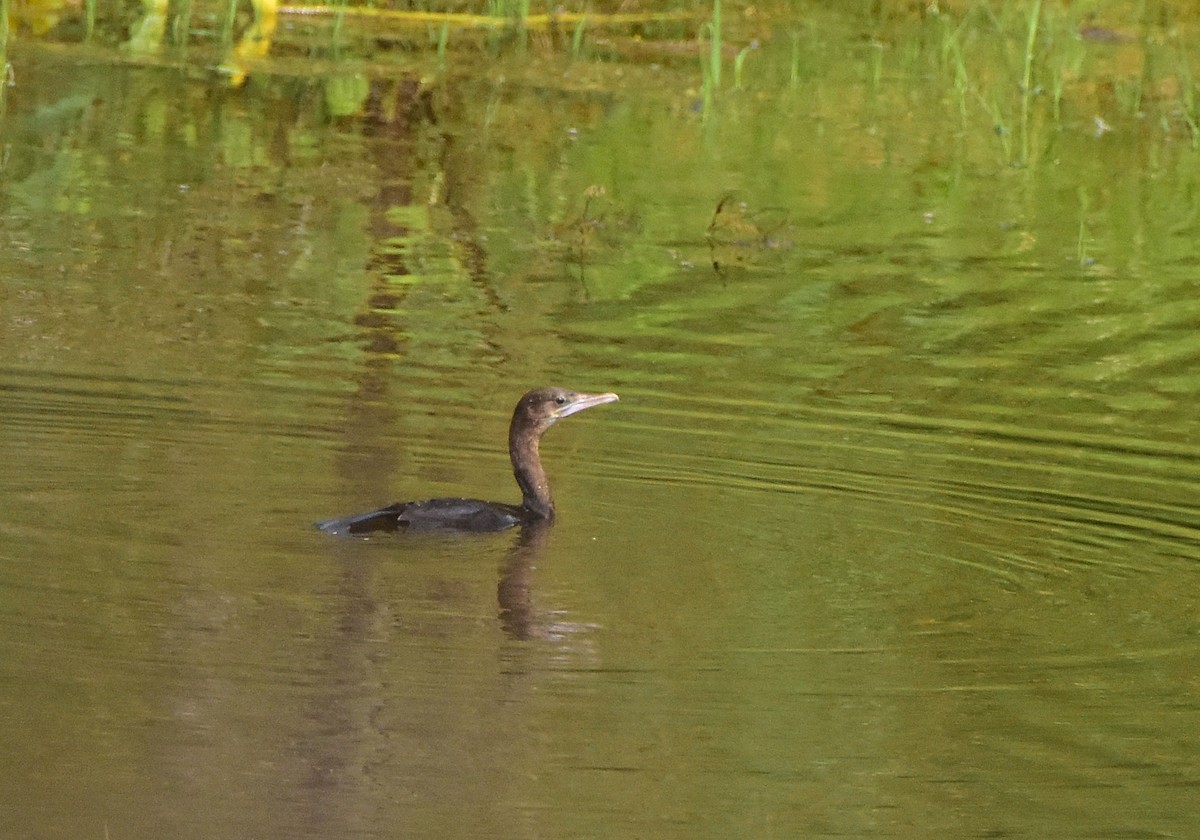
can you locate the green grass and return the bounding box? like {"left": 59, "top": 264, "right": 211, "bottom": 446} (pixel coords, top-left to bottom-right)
{"left": 1177, "top": 47, "right": 1200, "bottom": 148}
{"left": 788, "top": 30, "right": 801, "bottom": 88}
{"left": 733, "top": 42, "right": 755, "bottom": 90}
{"left": 219, "top": 0, "right": 238, "bottom": 47}
{"left": 1076, "top": 185, "right": 1090, "bottom": 265}
{"left": 709, "top": 0, "right": 722, "bottom": 90}
{"left": 15, "top": 0, "right": 1200, "bottom": 166}
{"left": 171, "top": 0, "right": 192, "bottom": 48}
{"left": 570, "top": 17, "right": 587, "bottom": 59}
{"left": 699, "top": 0, "right": 722, "bottom": 118}
{"left": 331, "top": 0, "right": 348, "bottom": 51}
{"left": 1018, "top": 0, "right": 1042, "bottom": 167}
{"left": 926, "top": 0, "right": 1200, "bottom": 164}
{"left": 435, "top": 19, "right": 450, "bottom": 72}
{"left": 0, "top": 0, "right": 7, "bottom": 117}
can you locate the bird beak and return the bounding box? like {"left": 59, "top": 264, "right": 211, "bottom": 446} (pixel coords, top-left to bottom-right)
{"left": 556, "top": 391, "right": 619, "bottom": 419}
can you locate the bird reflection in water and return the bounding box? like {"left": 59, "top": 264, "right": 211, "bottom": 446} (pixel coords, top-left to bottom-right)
{"left": 496, "top": 518, "right": 550, "bottom": 641}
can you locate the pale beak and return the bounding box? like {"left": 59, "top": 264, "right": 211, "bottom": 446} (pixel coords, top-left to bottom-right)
{"left": 556, "top": 391, "right": 619, "bottom": 419}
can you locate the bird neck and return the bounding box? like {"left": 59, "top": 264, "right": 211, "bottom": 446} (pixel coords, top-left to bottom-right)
{"left": 510, "top": 425, "right": 555, "bottom": 520}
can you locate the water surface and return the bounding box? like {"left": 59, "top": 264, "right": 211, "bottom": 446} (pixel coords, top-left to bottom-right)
{"left": 2, "top": 11, "right": 1200, "bottom": 838}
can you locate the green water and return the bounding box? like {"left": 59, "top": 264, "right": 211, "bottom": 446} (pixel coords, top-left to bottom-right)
{"left": 2, "top": 6, "right": 1200, "bottom": 838}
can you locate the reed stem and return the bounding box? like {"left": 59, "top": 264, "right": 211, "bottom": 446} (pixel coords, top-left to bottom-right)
{"left": 1019, "top": 0, "right": 1042, "bottom": 166}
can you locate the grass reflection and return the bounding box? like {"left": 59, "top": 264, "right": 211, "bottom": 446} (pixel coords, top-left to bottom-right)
{"left": 8, "top": 0, "right": 1200, "bottom": 164}
{"left": 0, "top": 0, "right": 7, "bottom": 117}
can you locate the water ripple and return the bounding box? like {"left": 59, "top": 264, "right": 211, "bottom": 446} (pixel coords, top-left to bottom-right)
{"left": 605, "top": 391, "right": 1200, "bottom": 580}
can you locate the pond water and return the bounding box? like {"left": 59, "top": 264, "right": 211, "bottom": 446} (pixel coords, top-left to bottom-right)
{"left": 2, "top": 6, "right": 1200, "bottom": 838}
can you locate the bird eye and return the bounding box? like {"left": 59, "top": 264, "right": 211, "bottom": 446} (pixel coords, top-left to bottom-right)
{"left": 554, "top": 395, "right": 567, "bottom": 405}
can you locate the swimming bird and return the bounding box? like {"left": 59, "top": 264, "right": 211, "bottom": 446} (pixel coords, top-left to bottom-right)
{"left": 316, "top": 387, "right": 618, "bottom": 535}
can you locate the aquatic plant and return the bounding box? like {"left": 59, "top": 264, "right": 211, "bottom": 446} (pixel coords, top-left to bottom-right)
{"left": 219, "top": 0, "right": 238, "bottom": 46}
{"left": 435, "top": 19, "right": 449, "bottom": 72}
{"left": 1076, "top": 186, "right": 1091, "bottom": 265}
{"left": 0, "top": 0, "right": 7, "bottom": 117}
{"left": 708, "top": 0, "right": 721, "bottom": 90}
{"left": 699, "top": 0, "right": 722, "bottom": 118}
{"left": 733, "top": 40, "right": 756, "bottom": 91}
{"left": 126, "top": 0, "right": 169, "bottom": 53}
{"left": 170, "top": 0, "right": 190, "bottom": 48}
{"left": 933, "top": 0, "right": 1051, "bottom": 166}
{"left": 570, "top": 15, "right": 586, "bottom": 59}
{"left": 1018, "top": 0, "right": 1042, "bottom": 167}
{"left": 1177, "top": 47, "right": 1200, "bottom": 148}
{"left": 788, "top": 29, "right": 801, "bottom": 88}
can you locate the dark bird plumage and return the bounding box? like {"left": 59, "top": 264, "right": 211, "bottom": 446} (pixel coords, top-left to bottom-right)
{"left": 316, "top": 387, "right": 618, "bottom": 536}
